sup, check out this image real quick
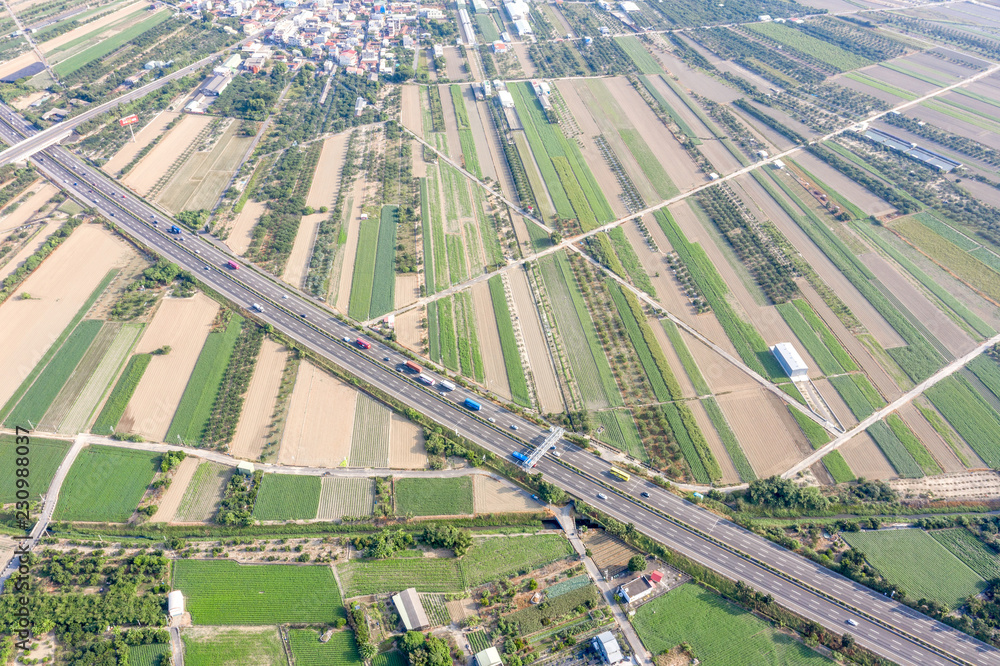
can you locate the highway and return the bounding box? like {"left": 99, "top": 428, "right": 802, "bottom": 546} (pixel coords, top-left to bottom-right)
{"left": 1, "top": 108, "right": 998, "bottom": 666}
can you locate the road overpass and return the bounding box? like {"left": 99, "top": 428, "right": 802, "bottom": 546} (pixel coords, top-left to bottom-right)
{"left": 0, "top": 109, "right": 997, "bottom": 666}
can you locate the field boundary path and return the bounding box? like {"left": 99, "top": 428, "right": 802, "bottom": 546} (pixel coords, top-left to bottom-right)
{"left": 169, "top": 625, "right": 184, "bottom": 666}
{"left": 554, "top": 505, "right": 654, "bottom": 666}
{"left": 0, "top": 0, "right": 59, "bottom": 86}
{"left": 0, "top": 433, "right": 86, "bottom": 593}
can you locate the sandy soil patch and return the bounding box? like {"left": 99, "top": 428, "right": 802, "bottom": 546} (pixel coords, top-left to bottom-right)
{"left": 120, "top": 293, "right": 219, "bottom": 441}
{"left": 508, "top": 265, "right": 563, "bottom": 414}
{"left": 39, "top": 1, "right": 148, "bottom": 52}
{"left": 124, "top": 114, "right": 213, "bottom": 196}
{"left": 227, "top": 200, "right": 265, "bottom": 256}
{"left": 279, "top": 361, "right": 357, "bottom": 467}
{"left": 10, "top": 91, "right": 46, "bottom": 110}
{"left": 471, "top": 281, "right": 512, "bottom": 400}
{"left": 0, "top": 182, "right": 56, "bottom": 233}
{"left": 102, "top": 112, "right": 178, "bottom": 175}
{"left": 0, "top": 224, "right": 132, "bottom": 406}
{"left": 150, "top": 455, "right": 200, "bottom": 522}
{"left": 395, "top": 306, "right": 425, "bottom": 354}
{"left": 444, "top": 47, "right": 466, "bottom": 81}
{"left": 0, "top": 52, "right": 40, "bottom": 82}
{"left": 229, "top": 339, "right": 289, "bottom": 461}
{"left": 511, "top": 42, "right": 536, "bottom": 77}
{"left": 157, "top": 122, "right": 251, "bottom": 213}
{"left": 389, "top": 413, "right": 428, "bottom": 469}
{"left": 0, "top": 217, "right": 60, "bottom": 283}
{"left": 890, "top": 470, "right": 1000, "bottom": 500}
{"left": 717, "top": 389, "right": 811, "bottom": 478}
{"left": 401, "top": 84, "right": 422, "bottom": 137}
{"left": 647, "top": 313, "right": 697, "bottom": 398}
{"left": 307, "top": 132, "right": 350, "bottom": 209}
{"left": 894, "top": 402, "right": 963, "bottom": 473}
{"left": 282, "top": 212, "right": 324, "bottom": 288}
{"left": 395, "top": 272, "right": 421, "bottom": 309}
{"left": 838, "top": 430, "right": 895, "bottom": 480}
{"left": 473, "top": 475, "right": 537, "bottom": 512}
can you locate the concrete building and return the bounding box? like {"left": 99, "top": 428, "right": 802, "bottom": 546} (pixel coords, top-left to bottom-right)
{"left": 236, "top": 461, "right": 255, "bottom": 476}
{"left": 512, "top": 18, "right": 531, "bottom": 35}
{"left": 592, "top": 631, "right": 623, "bottom": 665}
{"left": 223, "top": 53, "right": 242, "bottom": 69}
{"left": 618, "top": 575, "right": 654, "bottom": 604}
{"left": 203, "top": 74, "right": 231, "bottom": 96}
{"left": 167, "top": 590, "right": 185, "bottom": 617}
{"left": 770, "top": 342, "right": 808, "bottom": 381}
{"left": 475, "top": 647, "right": 503, "bottom": 666}
{"left": 504, "top": 0, "right": 529, "bottom": 20}
{"left": 392, "top": 588, "right": 430, "bottom": 631}
{"left": 497, "top": 90, "right": 514, "bottom": 108}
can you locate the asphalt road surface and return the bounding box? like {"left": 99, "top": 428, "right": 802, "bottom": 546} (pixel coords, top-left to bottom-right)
{"left": 1, "top": 108, "right": 998, "bottom": 666}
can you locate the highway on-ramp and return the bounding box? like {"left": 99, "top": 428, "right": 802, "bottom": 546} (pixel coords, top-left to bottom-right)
{"left": 1, "top": 109, "right": 998, "bottom": 666}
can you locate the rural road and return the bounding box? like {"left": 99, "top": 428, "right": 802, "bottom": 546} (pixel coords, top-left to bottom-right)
{"left": 1, "top": 108, "right": 996, "bottom": 665}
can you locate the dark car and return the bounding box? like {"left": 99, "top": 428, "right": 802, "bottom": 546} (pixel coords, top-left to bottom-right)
{"left": 641, "top": 492, "right": 650, "bottom": 498}
{"left": 300, "top": 313, "right": 307, "bottom": 318}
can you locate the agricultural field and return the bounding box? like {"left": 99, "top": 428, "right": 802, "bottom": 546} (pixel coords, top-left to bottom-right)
{"left": 633, "top": 584, "right": 831, "bottom": 664}
{"left": 395, "top": 476, "right": 474, "bottom": 516}
{"left": 842, "top": 529, "right": 985, "bottom": 607}
{"left": 129, "top": 644, "right": 173, "bottom": 666}
{"left": 156, "top": 119, "right": 253, "bottom": 214}
{"left": 0, "top": 435, "right": 69, "bottom": 502}
{"left": 317, "top": 477, "right": 375, "bottom": 520}
{"left": 929, "top": 528, "right": 1000, "bottom": 581}
{"left": 53, "top": 445, "right": 159, "bottom": 522}
{"left": 252, "top": 473, "right": 322, "bottom": 521}
{"left": 289, "top": 629, "right": 362, "bottom": 666}
{"left": 173, "top": 559, "right": 346, "bottom": 624}
{"left": 182, "top": 626, "right": 287, "bottom": 666}
{"left": 174, "top": 461, "right": 230, "bottom": 522}
{"left": 473, "top": 475, "right": 539, "bottom": 513}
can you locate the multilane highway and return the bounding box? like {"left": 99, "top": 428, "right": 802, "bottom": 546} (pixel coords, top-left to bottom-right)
{"left": 1, "top": 108, "right": 998, "bottom": 666}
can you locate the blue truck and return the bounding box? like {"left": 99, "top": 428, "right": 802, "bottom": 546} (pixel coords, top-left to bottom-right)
{"left": 168, "top": 225, "right": 181, "bottom": 234}
{"left": 463, "top": 398, "right": 482, "bottom": 411}
{"left": 512, "top": 451, "right": 528, "bottom": 463}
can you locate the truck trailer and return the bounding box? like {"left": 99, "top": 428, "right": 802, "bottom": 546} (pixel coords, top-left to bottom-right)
{"left": 404, "top": 361, "right": 422, "bottom": 374}
{"left": 439, "top": 380, "right": 456, "bottom": 392}
{"left": 417, "top": 374, "right": 435, "bottom": 386}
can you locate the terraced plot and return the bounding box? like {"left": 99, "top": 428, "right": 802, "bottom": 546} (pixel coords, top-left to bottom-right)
{"left": 317, "top": 476, "right": 375, "bottom": 520}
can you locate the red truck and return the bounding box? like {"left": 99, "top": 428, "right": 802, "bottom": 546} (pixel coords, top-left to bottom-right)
{"left": 355, "top": 338, "right": 371, "bottom": 350}
{"left": 404, "top": 361, "right": 422, "bottom": 374}
{"left": 226, "top": 260, "right": 239, "bottom": 270}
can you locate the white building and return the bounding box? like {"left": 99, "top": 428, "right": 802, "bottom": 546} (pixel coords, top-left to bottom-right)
{"left": 771, "top": 342, "right": 808, "bottom": 381}
{"left": 617, "top": 575, "right": 654, "bottom": 604}
{"left": 475, "top": 647, "right": 503, "bottom": 666}
{"left": 592, "top": 631, "right": 623, "bottom": 665}
{"left": 504, "top": 0, "right": 529, "bottom": 21}
{"left": 512, "top": 18, "right": 531, "bottom": 35}
{"left": 497, "top": 90, "right": 515, "bottom": 108}
{"left": 392, "top": 588, "right": 430, "bottom": 630}
{"left": 167, "top": 590, "right": 184, "bottom": 617}
{"left": 619, "top": 1, "right": 639, "bottom": 11}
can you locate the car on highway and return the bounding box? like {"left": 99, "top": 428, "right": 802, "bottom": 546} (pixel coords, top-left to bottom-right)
{"left": 597, "top": 493, "right": 607, "bottom": 500}
{"left": 204, "top": 266, "right": 210, "bottom": 270}
{"left": 383, "top": 356, "right": 389, "bottom": 361}
{"left": 641, "top": 491, "right": 650, "bottom": 498}
{"left": 509, "top": 424, "right": 518, "bottom": 430}
{"left": 121, "top": 194, "right": 126, "bottom": 198}
{"left": 846, "top": 619, "right": 858, "bottom": 627}
{"left": 110, "top": 212, "right": 115, "bottom": 216}
{"left": 300, "top": 313, "right": 307, "bottom": 318}
{"left": 488, "top": 417, "right": 496, "bottom": 423}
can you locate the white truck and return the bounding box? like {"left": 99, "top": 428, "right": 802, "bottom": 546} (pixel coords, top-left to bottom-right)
{"left": 251, "top": 303, "right": 264, "bottom": 312}
{"left": 439, "top": 380, "right": 456, "bottom": 391}
{"left": 417, "top": 374, "right": 436, "bottom": 386}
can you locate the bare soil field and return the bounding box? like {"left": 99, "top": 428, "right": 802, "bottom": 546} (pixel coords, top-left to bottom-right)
{"left": 648, "top": 313, "right": 697, "bottom": 398}
{"left": 229, "top": 338, "right": 289, "bottom": 461}
{"left": 0, "top": 52, "right": 40, "bottom": 81}
{"left": 227, "top": 200, "right": 265, "bottom": 255}
{"left": 389, "top": 413, "right": 427, "bottom": 469}
{"left": 10, "top": 91, "right": 46, "bottom": 110}
{"left": 124, "top": 114, "right": 213, "bottom": 196}
{"left": 102, "top": 111, "right": 178, "bottom": 175}
{"left": 308, "top": 134, "right": 350, "bottom": 209}
{"left": 838, "top": 431, "right": 895, "bottom": 480}
{"left": 119, "top": 293, "right": 219, "bottom": 441}
{"left": 39, "top": 1, "right": 147, "bottom": 52}
{"left": 717, "top": 389, "right": 811, "bottom": 478}
{"left": 444, "top": 47, "right": 466, "bottom": 81}
{"left": 511, "top": 42, "right": 537, "bottom": 77}
{"left": 0, "top": 182, "right": 55, "bottom": 232}
{"left": 895, "top": 402, "right": 964, "bottom": 473}
{"left": 0, "top": 224, "right": 132, "bottom": 407}
{"left": 395, "top": 272, "right": 421, "bottom": 309}
{"left": 282, "top": 212, "right": 324, "bottom": 288}
{"left": 395, "top": 306, "right": 425, "bottom": 353}
{"left": 279, "top": 361, "right": 357, "bottom": 467}
{"left": 150, "top": 455, "right": 200, "bottom": 523}
{"left": 464, "top": 86, "right": 499, "bottom": 183}
{"left": 335, "top": 177, "right": 367, "bottom": 312}
{"left": 791, "top": 153, "right": 892, "bottom": 217}
{"left": 690, "top": 399, "right": 740, "bottom": 485}
{"left": 837, "top": 76, "right": 907, "bottom": 106}
{"left": 440, "top": 84, "right": 464, "bottom": 163}
{"left": 509, "top": 265, "right": 563, "bottom": 414}
{"left": 814, "top": 377, "right": 857, "bottom": 430}
{"left": 473, "top": 475, "right": 538, "bottom": 512}
{"left": 867, "top": 65, "right": 939, "bottom": 97}
{"left": 157, "top": 121, "right": 251, "bottom": 213}
{"left": 0, "top": 217, "right": 61, "bottom": 283}
{"left": 581, "top": 530, "right": 641, "bottom": 578}
{"left": 891, "top": 470, "right": 1000, "bottom": 500}
{"left": 471, "top": 281, "right": 512, "bottom": 401}
{"left": 446, "top": 598, "right": 474, "bottom": 623}
{"left": 401, "top": 85, "right": 422, "bottom": 137}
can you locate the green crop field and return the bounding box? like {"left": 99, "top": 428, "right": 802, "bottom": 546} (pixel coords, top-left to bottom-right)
{"left": 338, "top": 535, "right": 573, "bottom": 596}
{"left": 395, "top": 476, "right": 473, "bottom": 516}
{"left": 252, "top": 473, "right": 321, "bottom": 520}
{"left": 174, "top": 560, "right": 345, "bottom": 624}
{"left": 595, "top": 410, "right": 646, "bottom": 462}
{"left": 421, "top": 593, "right": 451, "bottom": 626}
{"left": 54, "top": 445, "right": 159, "bottom": 522}
{"left": 790, "top": 408, "right": 831, "bottom": 449}
{"left": 843, "top": 529, "right": 984, "bottom": 607}
{"left": 290, "top": 629, "right": 362, "bottom": 666}
{"left": 91, "top": 353, "right": 151, "bottom": 434}
{"left": 822, "top": 451, "right": 855, "bottom": 483}
{"left": 505, "top": 584, "right": 600, "bottom": 634}
{"left": 318, "top": 477, "right": 375, "bottom": 520}
{"left": 970, "top": 355, "right": 1000, "bottom": 402}
{"left": 886, "top": 413, "right": 941, "bottom": 476}
{"left": 451, "top": 85, "right": 471, "bottom": 129}
{"left": 373, "top": 652, "right": 407, "bottom": 666}
{"left": 349, "top": 394, "right": 391, "bottom": 467}
{"left": 55, "top": 10, "right": 173, "bottom": 76}
{"left": 607, "top": 227, "right": 656, "bottom": 297}
{"left": 488, "top": 276, "right": 530, "bottom": 406}
{"left": 0, "top": 435, "right": 69, "bottom": 503}
{"left": 166, "top": 316, "right": 243, "bottom": 445}
{"left": 176, "top": 461, "right": 230, "bottom": 521}
{"left": 619, "top": 128, "right": 677, "bottom": 199}
{"left": 930, "top": 529, "right": 1000, "bottom": 581}
{"left": 866, "top": 421, "right": 922, "bottom": 478}
{"left": 182, "top": 627, "right": 286, "bottom": 666}
{"left": 926, "top": 376, "right": 1000, "bottom": 468}
{"left": 777, "top": 303, "right": 841, "bottom": 375}
{"left": 792, "top": 300, "right": 857, "bottom": 371}
{"left": 747, "top": 22, "right": 870, "bottom": 71}
{"left": 552, "top": 155, "right": 599, "bottom": 231}
{"left": 369, "top": 205, "right": 398, "bottom": 318}
{"left": 614, "top": 36, "right": 661, "bottom": 74}
{"left": 459, "top": 129, "right": 483, "bottom": 179}
{"left": 5, "top": 320, "right": 104, "bottom": 428}
{"left": 829, "top": 375, "right": 876, "bottom": 421}
{"left": 349, "top": 216, "right": 380, "bottom": 319}
{"left": 476, "top": 14, "right": 500, "bottom": 41}
{"left": 633, "top": 584, "right": 831, "bottom": 664}
{"left": 468, "top": 631, "right": 491, "bottom": 653}
{"left": 129, "top": 644, "right": 172, "bottom": 666}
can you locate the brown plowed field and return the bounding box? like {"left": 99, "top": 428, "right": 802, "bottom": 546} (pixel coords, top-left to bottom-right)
{"left": 389, "top": 413, "right": 427, "bottom": 469}
{"left": 890, "top": 470, "right": 1000, "bottom": 500}
{"left": 282, "top": 212, "right": 324, "bottom": 288}
{"left": 102, "top": 112, "right": 179, "bottom": 175}
{"left": 581, "top": 530, "right": 641, "bottom": 578}
{"left": 279, "top": 361, "right": 357, "bottom": 467}
{"left": 473, "top": 475, "right": 538, "bottom": 512}
{"left": 647, "top": 312, "right": 696, "bottom": 398}
{"left": 895, "top": 403, "right": 964, "bottom": 473}
{"left": 395, "top": 306, "right": 425, "bottom": 353}
{"left": 308, "top": 132, "right": 350, "bottom": 208}
{"left": 124, "top": 114, "right": 213, "bottom": 196}
{"left": 509, "top": 266, "right": 563, "bottom": 414}
{"left": 335, "top": 177, "right": 367, "bottom": 312}
{"left": 229, "top": 338, "right": 289, "bottom": 461}
{"left": 0, "top": 182, "right": 56, "bottom": 233}
{"left": 838, "top": 431, "right": 896, "bottom": 480}
{"left": 471, "top": 281, "right": 512, "bottom": 401}
{"left": 690, "top": 399, "right": 740, "bottom": 484}
{"left": 814, "top": 377, "right": 857, "bottom": 430}
{"left": 401, "top": 84, "right": 422, "bottom": 137}
{"left": 717, "top": 389, "right": 811, "bottom": 478}
{"left": 157, "top": 122, "right": 251, "bottom": 213}
{"left": 150, "top": 455, "right": 200, "bottom": 523}
{"left": 396, "top": 272, "right": 421, "bottom": 309}
{"left": 120, "top": 293, "right": 219, "bottom": 442}
{"left": 0, "top": 224, "right": 132, "bottom": 407}
{"left": 0, "top": 52, "right": 39, "bottom": 82}
{"left": 227, "top": 200, "right": 265, "bottom": 255}
{"left": 511, "top": 42, "right": 536, "bottom": 77}
{"left": 465, "top": 86, "right": 498, "bottom": 183}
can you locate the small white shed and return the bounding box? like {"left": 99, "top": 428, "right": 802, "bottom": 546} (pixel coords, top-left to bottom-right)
{"left": 168, "top": 590, "right": 184, "bottom": 617}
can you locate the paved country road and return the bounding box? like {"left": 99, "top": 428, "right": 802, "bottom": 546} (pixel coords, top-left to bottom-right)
{"left": 0, "top": 109, "right": 997, "bottom": 666}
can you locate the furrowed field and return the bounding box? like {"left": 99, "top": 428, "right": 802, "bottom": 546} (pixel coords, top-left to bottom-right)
{"left": 930, "top": 529, "right": 1000, "bottom": 581}
{"left": 843, "top": 529, "right": 984, "bottom": 607}
{"left": 182, "top": 627, "right": 287, "bottom": 666}
{"left": 91, "top": 353, "right": 151, "bottom": 434}
{"left": 289, "top": 629, "right": 362, "bottom": 666}
{"left": 173, "top": 560, "right": 345, "bottom": 624}
{"left": 0, "top": 436, "right": 69, "bottom": 502}
{"left": 633, "top": 585, "right": 829, "bottom": 664}
{"left": 488, "top": 276, "right": 530, "bottom": 406}
{"left": 53, "top": 445, "right": 159, "bottom": 522}
{"left": 252, "top": 473, "right": 321, "bottom": 520}
{"left": 129, "top": 644, "right": 172, "bottom": 666}
{"left": 395, "top": 476, "right": 473, "bottom": 516}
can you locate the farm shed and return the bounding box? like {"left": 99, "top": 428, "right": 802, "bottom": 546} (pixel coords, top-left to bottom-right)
{"left": 648, "top": 571, "right": 663, "bottom": 584}
{"left": 618, "top": 575, "right": 654, "bottom": 603}
{"left": 475, "top": 647, "right": 503, "bottom": 666}
{"left": 497, "top": 90, "right": 515, "bottom": 108}
{"left": 236, "top": 461, "right": 255, "bottom": 476}
{"left": 392, "top": 588, "right": 430, "bottom": 631}
{"left": 167, "top": 590, "right": 184, "bottom": 617}
{"left": 770, "top": 343, "right": 808, "bottom": 381}
{"left": 592, "top": 631, "right": 623, "bottom": 664}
